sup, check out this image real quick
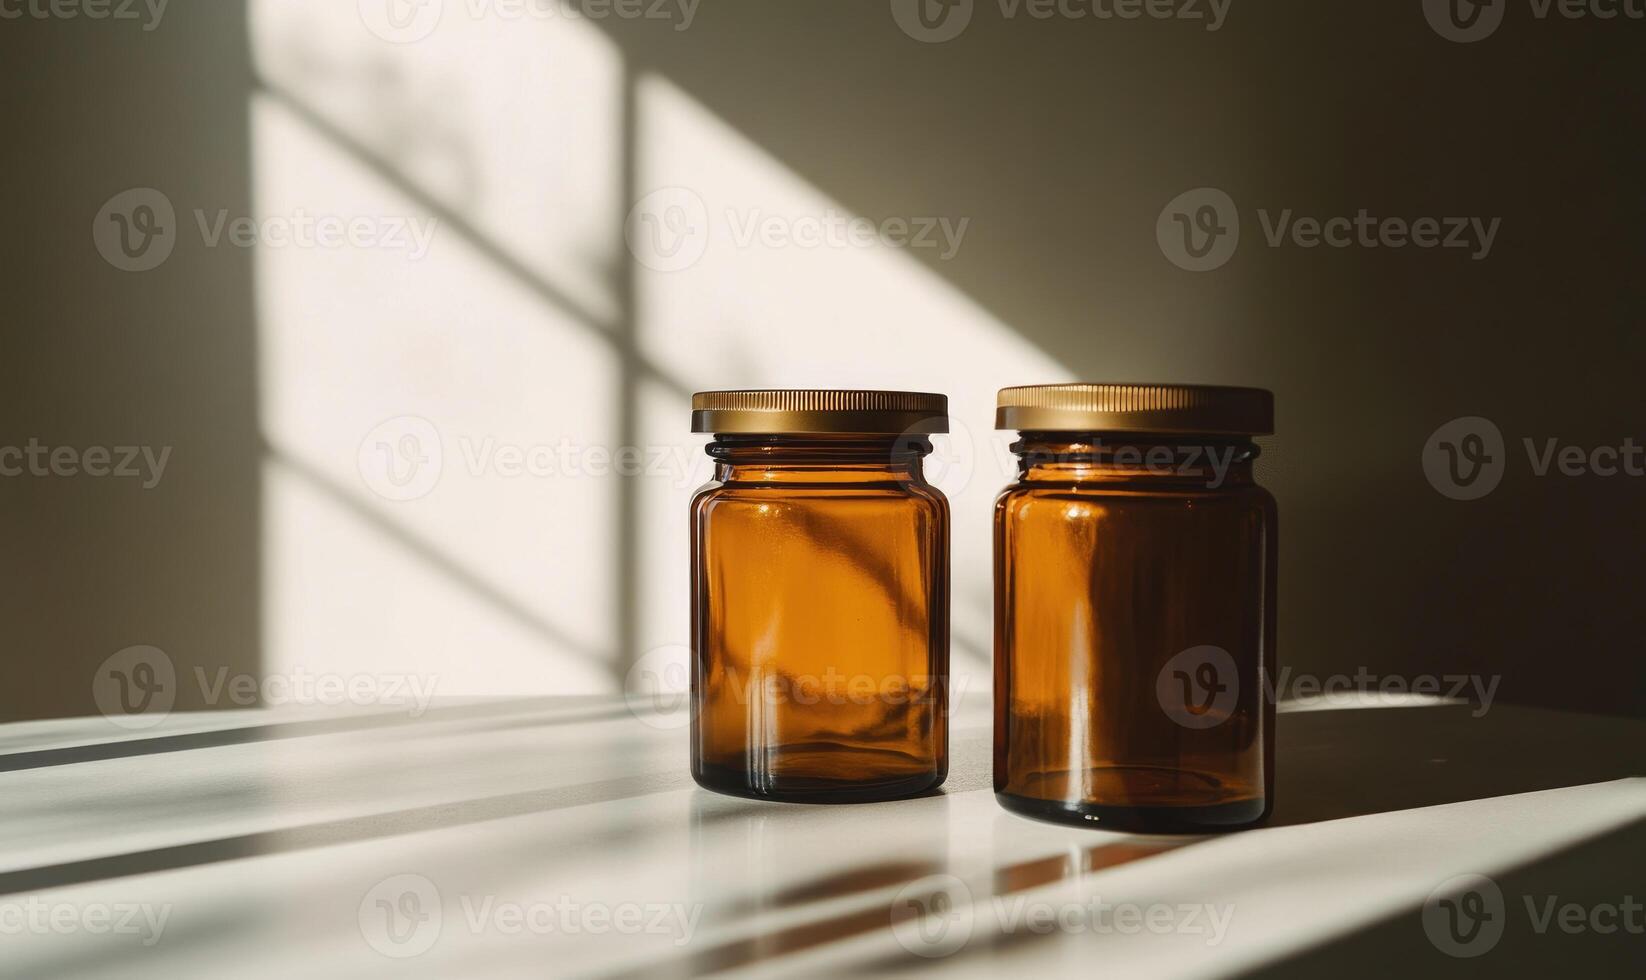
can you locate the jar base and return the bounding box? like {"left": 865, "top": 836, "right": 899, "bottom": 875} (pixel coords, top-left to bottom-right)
{"left": 694, "top": 762, "right": 946, "bottom": 805}
{"left": 995, "top": 789, "right": 1268, "bottom": 834}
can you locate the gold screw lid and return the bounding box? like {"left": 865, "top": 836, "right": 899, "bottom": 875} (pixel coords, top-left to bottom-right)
{"left": 692, "top": 389, "right": 949, "bottom": 435}
{"left": 996, "top": 383, "right": 1274, "bottom": 436}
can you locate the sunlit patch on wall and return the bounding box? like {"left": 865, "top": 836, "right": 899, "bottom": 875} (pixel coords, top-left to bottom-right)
{"left": 250, "top": 0, "right": 625, "bottom": 324}
{"left": 253, "top": 91, "right": 617, "bottom": 696}
{"left": 629, "top": 74, "right": 1066, "bottom": 665}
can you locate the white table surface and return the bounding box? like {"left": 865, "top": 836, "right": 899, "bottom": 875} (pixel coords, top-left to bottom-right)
{"left": 2, "top": 694, "right": 1643, "bottom": 978}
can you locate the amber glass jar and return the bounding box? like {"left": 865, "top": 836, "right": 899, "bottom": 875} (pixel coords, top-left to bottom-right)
{"left": 690, "top": 390, "right": 950, "bottom": 803}
{"left": 993, "top": 383, "right": 1276, "bottom": 832}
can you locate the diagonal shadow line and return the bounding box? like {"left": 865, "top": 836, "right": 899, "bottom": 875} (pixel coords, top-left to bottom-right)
{"left": 23, "top": 799, "right": 794, "bottom": 980}
{"left": 253, "top": 75, "right": 694, "bottom": 403}
{"left": 0, "top": 769, "right": 694, "bottom": 898}
{"left": 707, "top": 491, "right": 985, "bottom": 667}
{"left": 267, "top": 443, "right": 612, "bottom": 669}
{"left": 788, "top": 501, "right": 987, "bottom": 668}
{"left": 613, "top": 66, "right": 643, "bottom": 686}
{"left": 259, "top": 68, "right": 991, "bottom": 682}
{"left": 259, "top": 66, "right": 983, "bottom": 683}
{"left": 587, "top": 836, "right": 1191, "bottom": 980}
{"left": 0, "top": 700, "right": 636, "bottom": 775}
{"left": 952, "top": 633, "right": 987, "bottom": 666}
{"left": 1240, "top": 814, "right": 1646, "bottom": 978}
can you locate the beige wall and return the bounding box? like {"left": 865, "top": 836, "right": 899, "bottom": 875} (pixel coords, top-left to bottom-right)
{"left": 2, "top": 2, "right": 260, "bottom": 721}
{"left": 4, "top": 1, "right": 1642, "bottom": 720}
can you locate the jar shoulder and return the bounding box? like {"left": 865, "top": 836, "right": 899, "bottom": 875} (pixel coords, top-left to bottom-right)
{"left": 995, "top": 480, "right": 1276, "bottom": 520}
{"left": 693, "top": 480, "right": 950, "bottom": 518}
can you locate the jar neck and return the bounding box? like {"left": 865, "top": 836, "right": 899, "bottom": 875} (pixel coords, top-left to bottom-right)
{"left": 707, "top": 434, "right": 932, "bottom": 485}
{"left": 1011, "top": 432, "right": 1259, "bottom": 489}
